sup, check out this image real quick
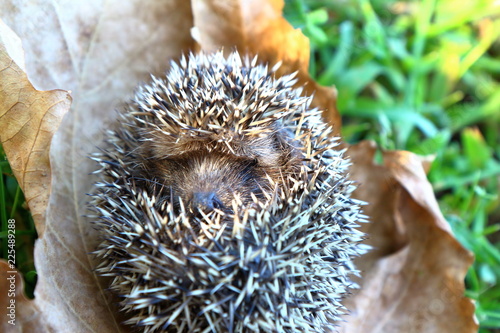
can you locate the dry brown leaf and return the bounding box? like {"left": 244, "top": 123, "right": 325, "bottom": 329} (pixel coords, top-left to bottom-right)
{"left": 191, "top": 0, "right": 341, "bottom": 134}
{"left": 1, "top": 1, "right": 195, "bottom": 331}
{"left": 0, "top": 1, "right": 476, "bottom": 332}
{"left": 339, "top": 141, "right": 478, "bottom": 333}
{"left": 0, "top": 21, "right": 71, "bottom": 232}
{"left": 0, "top": 260, "right": 51, "bottom": 332}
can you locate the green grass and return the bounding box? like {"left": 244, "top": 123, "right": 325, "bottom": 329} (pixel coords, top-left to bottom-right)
{"left": 0, "top": 144, "right": 37, "bottom": 298}
{"left": 284, "top": 0, "right": 500, "bottom": 331}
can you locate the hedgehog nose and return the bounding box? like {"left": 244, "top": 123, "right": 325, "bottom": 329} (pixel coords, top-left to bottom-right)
{"left": 190, "top": 191, "right": 222, "bottom": 212}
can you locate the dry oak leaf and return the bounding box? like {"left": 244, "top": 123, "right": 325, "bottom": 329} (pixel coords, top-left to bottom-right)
{"left": 0, "top": 0, "right": 477, "bottom": 332}
{"left": 339, "top": 141, "right": 478, "bottom": 333}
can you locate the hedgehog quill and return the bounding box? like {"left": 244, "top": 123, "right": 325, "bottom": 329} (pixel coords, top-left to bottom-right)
{"left": 89, "top": 51, "right": 368, "bottom": 333}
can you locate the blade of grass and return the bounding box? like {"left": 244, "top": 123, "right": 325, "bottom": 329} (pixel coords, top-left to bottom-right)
{"left": 428, "top": 4, "right": 500, "bottom": 37}
{"left": 0, "top": 162, "right": 7, "bottom": 260}
{"left": 458, "top": 19, "right": 500, "bottom": 79}
{"left": 433, "top": 164, "right": 500, "bottom": 191}
{"left": 405, "top": 0, "right": 436, "bottom": 107}
{"left": 10, "top": 185, "right": 21, "bottom": 220}
{"left": 318, "top": 21, "right": 354, "bottom": 85}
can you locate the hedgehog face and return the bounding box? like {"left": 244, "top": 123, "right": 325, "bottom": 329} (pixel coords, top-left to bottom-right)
{"left": 132, "top": 127, "right": 301, "bottom": 214}
{"left": 144, "top": 150, "right": 267, "bottom": 213}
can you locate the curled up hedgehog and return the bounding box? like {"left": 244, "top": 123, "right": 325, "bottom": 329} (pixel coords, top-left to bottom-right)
{"left": 90, "top": 51, "right": 368, "bottom": 333}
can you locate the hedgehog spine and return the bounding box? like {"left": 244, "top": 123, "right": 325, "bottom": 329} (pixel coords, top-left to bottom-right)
{"left": 90, "top": 51, "right": 367, "bottom": 333}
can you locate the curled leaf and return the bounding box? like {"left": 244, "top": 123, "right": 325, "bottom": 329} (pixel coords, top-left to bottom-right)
{"left": 340, "top": 141, "right": 478, "bottom": 333}
{"left": 0, "top": 261, "right": 49, "bottom": 332}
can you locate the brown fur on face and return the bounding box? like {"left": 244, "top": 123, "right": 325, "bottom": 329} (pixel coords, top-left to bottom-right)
{"left": 127, "top": 126, "right": 301, "bottom": 214}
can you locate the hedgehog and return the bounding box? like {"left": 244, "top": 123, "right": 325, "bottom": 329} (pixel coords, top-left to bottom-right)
{"left": 89, "top": 51, "right": 367, "bottom": 333}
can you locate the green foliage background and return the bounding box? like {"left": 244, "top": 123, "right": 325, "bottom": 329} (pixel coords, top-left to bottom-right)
{"left": 284, "top": 0, "right": 500, "bottom": 331}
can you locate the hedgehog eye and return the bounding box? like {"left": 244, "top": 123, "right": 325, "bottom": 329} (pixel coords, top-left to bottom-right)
{"left": 212, "top": 197, "right": 224, "bottom": 210}
{"left": 239, "top": 158, "right": 260, "bottom": 182}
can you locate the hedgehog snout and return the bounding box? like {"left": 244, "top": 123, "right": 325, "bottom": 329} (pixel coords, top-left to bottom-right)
{"left": 189, "top": 191, "right": 224, "bottom": 212}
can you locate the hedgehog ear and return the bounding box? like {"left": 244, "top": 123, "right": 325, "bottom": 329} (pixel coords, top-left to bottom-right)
{"left": 272, "top": 129, "right": 302, "bottom": 166}
{"left": 274, "top": 129, "right": 295, "bottom": 151}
